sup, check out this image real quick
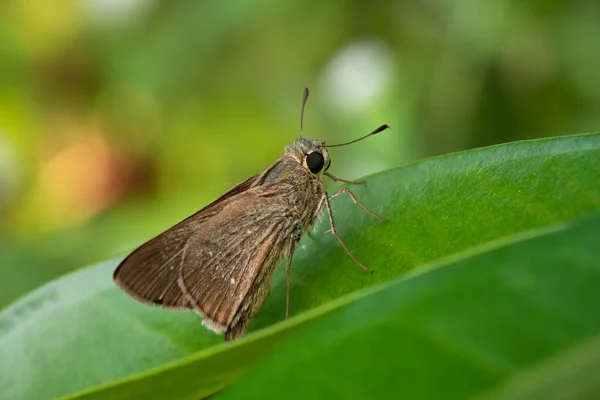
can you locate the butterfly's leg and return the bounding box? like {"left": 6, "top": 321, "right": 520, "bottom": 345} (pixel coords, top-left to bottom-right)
{"left": 328, "top": 187, "right": 387, "bottom": 221}
{"left": 285, "top": 240, "right": 296, "bottom": 319}
{"left": 324, "top": 172, "right": 365, "bottom": 186}
{"left": 323, "top": 195, "right": 373, "bottom": 273}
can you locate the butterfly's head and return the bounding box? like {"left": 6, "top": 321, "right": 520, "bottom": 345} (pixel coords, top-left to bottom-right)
{"left": 289, "top": 86, "right": 388, "bottom": 177}
{"left": 285, "top": 138, "right": 331, "bottom": 175}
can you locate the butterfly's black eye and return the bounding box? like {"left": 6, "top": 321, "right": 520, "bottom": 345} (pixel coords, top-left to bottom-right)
{"left": 306, "top": 151, "right": 325, "bottom": 174}
{"left": 325, "top": 159, "right": 331, "bottom": 171}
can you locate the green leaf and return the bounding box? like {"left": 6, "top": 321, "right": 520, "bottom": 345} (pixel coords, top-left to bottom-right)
{"left": 219, "top": 213, "right": 600, "bottom": 399}
{"left": 0, "top": 133, "right": 599, "bottom": 400}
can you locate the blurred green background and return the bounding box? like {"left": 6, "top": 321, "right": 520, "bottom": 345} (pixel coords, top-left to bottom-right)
{"left": 1, "top": 0, "right": 599, "bottom": 309}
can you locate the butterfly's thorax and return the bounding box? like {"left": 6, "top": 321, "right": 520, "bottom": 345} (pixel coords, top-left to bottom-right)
{"left": 253, "top": 138, "right": 329, "bottom": 236}
{"left": 280, "top": 157, "right": 325, "bottom": 230}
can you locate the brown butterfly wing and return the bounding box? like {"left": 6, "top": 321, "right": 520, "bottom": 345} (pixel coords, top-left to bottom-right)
{"left": 113, "top": 174, "right": 260, "bottom": 310}
{"left": 114, "top": 179, "right": 296, "bottom": 332}
{"left": 177, "top": 190, "right": 294, "bottom": 332}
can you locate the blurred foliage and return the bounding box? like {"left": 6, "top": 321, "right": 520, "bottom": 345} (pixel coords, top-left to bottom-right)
{"left": 1, "top": 0, "right": 600, "bottom": 309}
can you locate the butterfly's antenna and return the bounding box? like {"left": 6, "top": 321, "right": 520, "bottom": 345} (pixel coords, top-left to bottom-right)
{"left": 300, "top": 87, "right": 310, "bottom": 138}
{"left": 326, "top": 124, "right": 390, "bottom": 148}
